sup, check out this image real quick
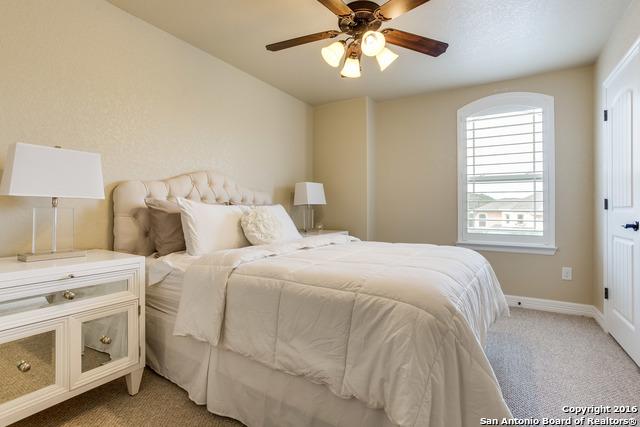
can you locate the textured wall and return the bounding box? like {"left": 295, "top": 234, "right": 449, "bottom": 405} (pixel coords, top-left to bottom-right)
{"left": 593, "top": 0, "right": 640, "bottom": 312}
{"left": 373, "top": 65, "right": 595, "bottom": 305}
{"left": 0, "top": 0, "right": 312, "bottom": 256}
{"left": 313, "top": 98, "right": 374, "bottom": 240}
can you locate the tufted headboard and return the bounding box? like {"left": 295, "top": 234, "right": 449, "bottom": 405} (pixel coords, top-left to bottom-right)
{"left": 113, "top": 170, "right": 272, "bottom": 255}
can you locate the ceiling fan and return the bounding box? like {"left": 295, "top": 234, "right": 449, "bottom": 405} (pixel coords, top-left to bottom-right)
{"left": 266, "top": 0, "right": 448, "bottom": 78}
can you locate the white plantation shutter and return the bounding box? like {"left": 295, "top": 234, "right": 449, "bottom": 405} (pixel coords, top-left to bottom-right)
{"left": 466, "top": 108, "right": 544, "bottom": 234}
{"left": 457, "top": 93, "right": 555, "bottom": 252}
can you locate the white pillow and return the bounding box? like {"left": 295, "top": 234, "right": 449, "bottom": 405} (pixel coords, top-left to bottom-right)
{"left": 176, "top": 198, "right": 249, "bottom": 256}
{"left": 241, "top": 205, "right": 302, "bottom": 245}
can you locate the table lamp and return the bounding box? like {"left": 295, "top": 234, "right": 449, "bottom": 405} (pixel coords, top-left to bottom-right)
{"left": 294, "top": 182, "right": 326, "bottom": 232}
{"left": 0, "top": 143, "right": 104, "bottom": 262}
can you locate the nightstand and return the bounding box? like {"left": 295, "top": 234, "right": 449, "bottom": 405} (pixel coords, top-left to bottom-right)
{"left": 0, "top": 250, "right": 145, "bottom": 426}
{"left": 300, "top": 230, "right": 349, "bottom": 237}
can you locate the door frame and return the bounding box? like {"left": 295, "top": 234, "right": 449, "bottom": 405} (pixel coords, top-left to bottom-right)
{"left": 602, "top": 35, "right": 640, "bottom": 332}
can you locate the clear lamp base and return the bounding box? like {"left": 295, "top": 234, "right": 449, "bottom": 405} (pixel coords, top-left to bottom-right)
{"left": 21, "top": 201, "right": 78, "bottom": 262}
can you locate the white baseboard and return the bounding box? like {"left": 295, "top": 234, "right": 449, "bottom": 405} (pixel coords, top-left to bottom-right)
{"left": 591, "top": 307, "right": 607, "bottom": 332}
{"left": 505, "top": 295, "right": 593, "bottom": 316}
{"left": 505, "top": 295, "right": 606, "bottom": 331}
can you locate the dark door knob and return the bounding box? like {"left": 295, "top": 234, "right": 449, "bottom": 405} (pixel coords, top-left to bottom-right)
{"left": 622, "top": 221, "right": 639, "bottom": 231}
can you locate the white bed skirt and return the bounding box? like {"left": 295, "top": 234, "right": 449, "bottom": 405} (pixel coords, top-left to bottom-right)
{"left": 146, "top": 307, "right": 397, "bottom": 427}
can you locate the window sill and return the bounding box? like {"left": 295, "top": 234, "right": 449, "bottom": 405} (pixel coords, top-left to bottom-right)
{"left": 456, "top": 241, "right": 557, "bottom": 255}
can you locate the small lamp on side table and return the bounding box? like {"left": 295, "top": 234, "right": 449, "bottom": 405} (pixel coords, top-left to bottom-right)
{"left": 294, "top": 182, "right": 326, "bottom": 232}
{"left": 0, "top": 143, "right": 105, "bottom": 262}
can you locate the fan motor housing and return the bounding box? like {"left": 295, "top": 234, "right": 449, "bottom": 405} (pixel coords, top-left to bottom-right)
{"left": 340, "top": 1, "right": 382, "bottom": 34}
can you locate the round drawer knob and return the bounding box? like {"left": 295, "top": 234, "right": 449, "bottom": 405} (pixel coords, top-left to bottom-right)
{"left": 99, "top": 335, "right": 112, "bottom": 345}
{"left": 62, "top": 290, "right": 76, "bottom": 300}
{"left": 16, "top": 360, "right": 31, "bottom": 373}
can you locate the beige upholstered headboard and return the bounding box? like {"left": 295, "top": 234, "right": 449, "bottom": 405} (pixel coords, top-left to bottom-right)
{"left": 113, "top": 170, "right": 272, "bottom": 255}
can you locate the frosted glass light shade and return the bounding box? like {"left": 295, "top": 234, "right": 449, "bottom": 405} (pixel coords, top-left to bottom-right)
{"left": 361, "top": 31, "right": 385, "bottom": 57}
{"left": 376, "top": 47, "right": 399, "bottom": 71}
{"left": 294, "top": 182, "right": 326, "bottom": 206}
{"left": 340, "top": 57, "right": 361, "bottom": 78}
{"left": 321, "top": 41, "right": 346, "bottom": 68}
{"left": 0, "top": 143, "right": 104, "bottom": 199}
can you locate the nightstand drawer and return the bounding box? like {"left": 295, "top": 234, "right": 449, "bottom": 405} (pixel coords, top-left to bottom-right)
{"left": 0, "top": 270, "right": 137, "bottom": 319}
{"left": 0, "top": 320, "right": 67, "bottom": 414}
{"left": 69, "top": 301, "right": 139, "bottom": 389}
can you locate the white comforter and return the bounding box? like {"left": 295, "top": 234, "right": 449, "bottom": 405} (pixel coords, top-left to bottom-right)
{"left": 174, "top": 235, "right": 511, "bottom": 427}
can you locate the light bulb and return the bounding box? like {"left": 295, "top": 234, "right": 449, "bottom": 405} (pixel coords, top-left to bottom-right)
{"left": 340, "top": 56, "right": 361, "bottom": 78}
{"left": 376, "top": 47, "right": 398, "bottom": 71}
{"left": 321, "top": 41, "right": 346, "bottom": 68}
{"left": 361, "top": 31, "right": 385, "bottom": 57}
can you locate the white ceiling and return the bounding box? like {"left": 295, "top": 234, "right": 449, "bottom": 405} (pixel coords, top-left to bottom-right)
{"left": 108, "top": 0, "right": 631, "bottom": 105}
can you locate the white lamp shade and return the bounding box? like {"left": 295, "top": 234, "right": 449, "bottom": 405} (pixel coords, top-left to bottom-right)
{"left": 294, "top": 182, "right": 326, "bottom": 206}
{"left": 0, "top": 143, "right": 105, "bottom": 199}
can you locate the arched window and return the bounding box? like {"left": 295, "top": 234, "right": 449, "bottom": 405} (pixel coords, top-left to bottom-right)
{"left": 457, "top": 92, "right": 556, "bottom": 255}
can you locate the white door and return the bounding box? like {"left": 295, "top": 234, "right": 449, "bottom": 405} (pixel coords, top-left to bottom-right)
{"left": 606, "top": 45, "right": 640, "bottom": 366}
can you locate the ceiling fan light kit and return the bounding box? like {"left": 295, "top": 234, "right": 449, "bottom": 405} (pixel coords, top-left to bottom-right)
{"left": 266, "top": 0, "right": 448, "bottom": 79}
{"left": 361, "top": 30, "right": 386, "bottom": 56}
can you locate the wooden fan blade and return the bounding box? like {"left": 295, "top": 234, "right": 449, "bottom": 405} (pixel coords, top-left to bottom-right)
{"left": 377, "top": 0, "right": 430, "bottom": 20}
{"left": 382, "top": 28, "right": 448, "bottom": 57}
{"left": 266, "top": 31, "right": 340, "bottom": 52}
{"left": 317, "top": 0, "right": 353, "bottom": 17}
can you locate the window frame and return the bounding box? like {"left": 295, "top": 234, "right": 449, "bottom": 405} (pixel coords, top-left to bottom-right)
{"left": 456, "top": 92, "right": 556, "bottom": 255}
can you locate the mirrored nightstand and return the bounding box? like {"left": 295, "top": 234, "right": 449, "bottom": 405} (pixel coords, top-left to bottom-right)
{"left": 0, "top": 250, "right": 145, "bottom": 426}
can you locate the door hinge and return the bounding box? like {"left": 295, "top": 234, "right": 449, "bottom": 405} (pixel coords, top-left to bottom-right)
{"left": 604, "top": 287, "right": 609, "bottom": 300}
{"left": 604, "top": 110, "right": 608, "bottom": 121}
{"left": 138, "top": 305, "right": 141, "bottom": 316}
{"left": 604, "top": 198, "right": 609, "bottom": 210}
{"left": 139, "top": 346, "right": 141, "bottom": 357}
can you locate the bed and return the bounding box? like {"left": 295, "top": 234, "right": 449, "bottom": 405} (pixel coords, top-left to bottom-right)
{"left": 113, "top": 170, "right": 511, "bottom": 427}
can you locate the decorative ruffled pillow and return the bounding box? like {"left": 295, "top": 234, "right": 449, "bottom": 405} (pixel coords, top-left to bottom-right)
{"left": 241, "top": 205, "right": 301, "bottom": 245}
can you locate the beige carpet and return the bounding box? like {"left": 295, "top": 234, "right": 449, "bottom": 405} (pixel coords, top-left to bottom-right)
{"left": 12, "top": 368, "right": 243, "bottom": 427}
{"left": 486, "top": 308, "right": 640, "bottom": 421}
{"left": 12, "top": 308, "right": 640, "bottom": 426}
